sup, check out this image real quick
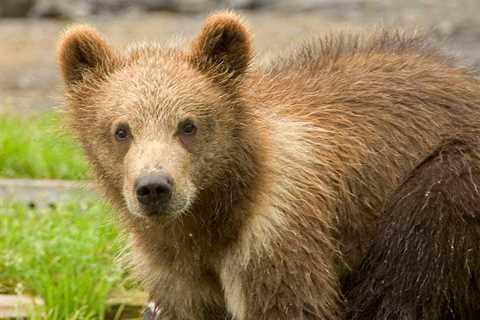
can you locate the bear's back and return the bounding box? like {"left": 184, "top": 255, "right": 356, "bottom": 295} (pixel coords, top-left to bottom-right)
{"left": 243, "top": 30, "right": 480, "bottom": 270}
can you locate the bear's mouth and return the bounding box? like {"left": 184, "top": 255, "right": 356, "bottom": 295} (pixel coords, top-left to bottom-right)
{"left": 143, "top": 209, "right": 160, "bottom": 216}
{"left": 133, "top": 202, "right": 171, "bottom": 218}
{"left": 124, "top": 195, "right": 194, "bottom": 221}
{"left": 142, "top": 206, "right": 169, "bottom": 217}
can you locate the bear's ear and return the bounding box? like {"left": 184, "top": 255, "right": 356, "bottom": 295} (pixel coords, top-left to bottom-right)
{"left": 190, "top": 12, "right": 252, "bottom": 81}
{"left": 57, "top": 25, "right": 119, "bottom": 85}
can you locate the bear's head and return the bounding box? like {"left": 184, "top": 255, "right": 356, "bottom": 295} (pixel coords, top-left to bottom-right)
{"left": 58, "top": 12, "right": 256, "bottom": 220}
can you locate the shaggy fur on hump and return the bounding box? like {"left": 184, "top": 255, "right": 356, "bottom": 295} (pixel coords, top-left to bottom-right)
{"left": 57, "top": 11, "right": 480, "bottom": 320}
{"left": 345, "top": 134, "right": 480, "bottom": 320}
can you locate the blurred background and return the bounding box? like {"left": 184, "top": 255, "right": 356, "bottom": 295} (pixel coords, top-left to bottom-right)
{"left": 1, "top": 1, "right": 480, "bottom": 319}
{"left": 2, "top": 0, "right": 480, "bottom": 113}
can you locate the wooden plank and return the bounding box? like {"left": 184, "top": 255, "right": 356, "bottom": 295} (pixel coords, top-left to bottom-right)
{"left": 0, "top": 179, "right": 95, "bottom": 208}
{"left": 0, "top": 294, "right": 43, "bottom": 319}
{"left": 106, "top": 289, "right": 147, "bottom": 319}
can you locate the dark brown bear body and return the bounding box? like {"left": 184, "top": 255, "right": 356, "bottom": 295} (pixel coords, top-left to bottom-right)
{"left": 345, "top": 134, "right": 480, "bottom": 319}
{"left": 57, "top": 12, "right": 480, "bottom": 319}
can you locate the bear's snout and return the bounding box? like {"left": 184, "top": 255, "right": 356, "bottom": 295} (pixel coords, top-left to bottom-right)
{"left": 135, "top": 174, "right": 173, "bottom": 214}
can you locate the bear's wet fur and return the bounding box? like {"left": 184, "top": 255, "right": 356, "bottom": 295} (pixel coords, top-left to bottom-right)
{"left": 58, "top": 12, "right": 480, "bottom": 319}
{"left": 345, "top": 134, "right": 480, "bottom": 319}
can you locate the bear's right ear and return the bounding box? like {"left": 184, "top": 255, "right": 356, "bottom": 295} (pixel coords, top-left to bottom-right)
{"left": 57, "top": 25, "right": 119, "bottom": 85}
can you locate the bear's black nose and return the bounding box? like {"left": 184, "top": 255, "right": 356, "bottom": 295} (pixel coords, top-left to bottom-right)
{"left": 135, "top": 174, "right": 173, "bottom": 210}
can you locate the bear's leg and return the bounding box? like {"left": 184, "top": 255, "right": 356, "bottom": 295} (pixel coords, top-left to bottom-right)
{"left": 345, "top": 136, "right": 480, "bottom": 320}
{"left": 221, "top": 218, "right": 343, "bottom": 320}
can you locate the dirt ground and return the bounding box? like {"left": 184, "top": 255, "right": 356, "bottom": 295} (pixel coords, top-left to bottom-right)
{"left": 1, "top": 1, "right": 480, "bottom": 113}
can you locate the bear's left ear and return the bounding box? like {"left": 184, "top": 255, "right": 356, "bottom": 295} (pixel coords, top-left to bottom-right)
{"left": 190, "top": 12, "right": 252, "bottom": 81}
{"left": 57, "top": 25, "right": 119, "bottom": 85}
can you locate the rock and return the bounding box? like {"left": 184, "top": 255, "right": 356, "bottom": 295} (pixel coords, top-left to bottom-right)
{"left": 270, "top": 0, "right": 365, "bottom": 12}
{"left": 227, "top": 0, "right": 272, "bottom": 9}
{"left": 167, "top": 0, "right": 218, "bottom": 13}
{"left": 0, "top": 0, "right": 35, "bottom": 17}
{"left": 28, "top": 0, "right": 366, "bottom": 18}
{"left": 227, "top": 0, "right": 365, "bottom": 11}
{"left": 30, "top": 0, "right": 94, "bottom": 18}
{"left": 30, "top": 0, "right": 218, "bottom": 17}
{"left": 91, "top": 0, "right": 175, "bottom": 14}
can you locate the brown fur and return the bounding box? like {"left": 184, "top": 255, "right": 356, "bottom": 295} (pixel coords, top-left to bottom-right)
{"left": 58, "top": 11, "right": 480, "bottom": 320}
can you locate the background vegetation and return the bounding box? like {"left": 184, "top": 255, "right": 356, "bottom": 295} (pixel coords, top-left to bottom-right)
{"left": 0, "top": 112, "right": 88, "bottom": 180}
{"left": 0, "top": 112, "right": 134, "bottom": 319}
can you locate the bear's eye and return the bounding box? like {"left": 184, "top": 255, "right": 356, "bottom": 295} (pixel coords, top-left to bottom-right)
{"left": 179, "top": 120, "right": 197, "bottom": 136}
{"left": 114, "top": 125, "right": 131, "bottom": 142}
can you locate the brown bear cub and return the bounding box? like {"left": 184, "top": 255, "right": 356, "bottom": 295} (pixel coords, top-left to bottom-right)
{"left": 57, "top": 12, "right": 480, "bottom": 320}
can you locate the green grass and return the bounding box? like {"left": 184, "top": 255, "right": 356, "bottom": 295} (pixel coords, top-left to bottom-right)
{"left": 0, "top": 198, "right": 133, "bottom": 319}
{"left": 0, "top": 112, "right": 89, "bottom": 180}
{"left": 0, "top": 112, "right": 139, "bottom": 318}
